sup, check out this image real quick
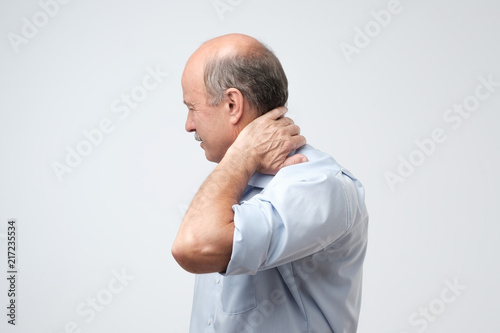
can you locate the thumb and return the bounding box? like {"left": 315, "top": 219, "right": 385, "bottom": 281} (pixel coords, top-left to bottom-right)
{"left": 281, "top": 154, "right": 308, "bottom": 168}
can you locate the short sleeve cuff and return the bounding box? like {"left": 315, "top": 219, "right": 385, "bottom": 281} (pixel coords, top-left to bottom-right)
{"left": 224, "top": 200, "right": 273, "bottom": 276}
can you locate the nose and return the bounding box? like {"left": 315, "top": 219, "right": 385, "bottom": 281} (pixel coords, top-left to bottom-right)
{"left": 185, "top": 111, "right": 195, "bottom": 133}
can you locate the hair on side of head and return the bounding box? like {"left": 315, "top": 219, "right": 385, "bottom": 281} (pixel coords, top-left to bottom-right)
{"left": 204, "top": 42, "right": 288, "bottom": 116}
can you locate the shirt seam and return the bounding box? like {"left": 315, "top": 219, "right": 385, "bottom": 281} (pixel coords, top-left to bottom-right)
{"left": 337, "top": 172, "right": 353, "bottom": 235}
{"left": 289, "top": 264, "right": 310, "bottom": 333}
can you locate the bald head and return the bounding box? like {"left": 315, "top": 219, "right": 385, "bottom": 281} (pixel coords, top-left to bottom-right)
{"left": 199, "top": 33, "right": 262, "bottom": 56}
{"left": 183, "top": 33, "right": 288, "bottom": 116}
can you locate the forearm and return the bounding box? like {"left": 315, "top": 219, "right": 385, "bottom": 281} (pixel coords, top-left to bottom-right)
{"left": 171, "top": 147, "right": 256, "bottom": 274}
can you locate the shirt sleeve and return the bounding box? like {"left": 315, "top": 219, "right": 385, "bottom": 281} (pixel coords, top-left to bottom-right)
{"left": 224, "top": 156, "right": 359, "bottom": 276}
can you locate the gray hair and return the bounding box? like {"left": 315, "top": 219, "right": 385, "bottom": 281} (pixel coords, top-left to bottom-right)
{"left": 203, "top": 43, "right": 288, "bottom": 116}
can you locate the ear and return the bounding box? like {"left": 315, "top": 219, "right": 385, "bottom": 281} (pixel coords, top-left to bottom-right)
{"left": 224, "top": 88, "right": 245, "bottom": 125}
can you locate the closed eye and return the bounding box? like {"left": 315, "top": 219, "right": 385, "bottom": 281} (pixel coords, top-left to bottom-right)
{"left": 183, "top": 101, "right": 196, "bottom": 112}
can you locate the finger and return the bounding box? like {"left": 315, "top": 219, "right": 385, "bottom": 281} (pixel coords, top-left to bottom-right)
{"left": 264, "top": 106, "right": 288, "bottom": 120}
{"left": 281, "top": 117, "right": 295, "bottom": 125}
{"left": 289, "top": 134, "right": 307, "bottom": 150}
{"left": 282, "top": 154, "right": 309, "bottom": 168}
{"left": 280, "top": 123, "right": 301, "bottom": 136}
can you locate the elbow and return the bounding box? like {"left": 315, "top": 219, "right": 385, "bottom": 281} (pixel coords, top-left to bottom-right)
{"left": 172, "top": 224, "right": 234, "bottom": 274}
{"left": 171, "top": 238, "right": 200, "bottom": 274}
{"left": 171, "top": 237, "right": 230, "bottom": 274}
{"left": 171, "top": 232, "right": 232, "bottom": 274}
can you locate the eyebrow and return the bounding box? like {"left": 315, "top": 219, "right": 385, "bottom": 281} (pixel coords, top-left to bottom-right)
{"left": 183, "top": 101, "right": 198, "bottom": 110}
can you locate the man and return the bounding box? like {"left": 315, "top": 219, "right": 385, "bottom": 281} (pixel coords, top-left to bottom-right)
{"left": 172, "top": 33, "right": 369, "bottom": 333}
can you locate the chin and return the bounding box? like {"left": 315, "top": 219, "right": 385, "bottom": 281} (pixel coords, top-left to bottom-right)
{"left": 204, "top": 150, "right": 223, "bottom": 164}
{"left": 204, "top": 151, "right": 219, "bottom": 163}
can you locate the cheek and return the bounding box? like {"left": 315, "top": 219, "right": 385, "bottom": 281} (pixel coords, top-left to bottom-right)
{"left": 191, "top": 114, "right": 206, "bottom": 134}
{"left": 202, "top": 119, "right": 222, "bottom": 138}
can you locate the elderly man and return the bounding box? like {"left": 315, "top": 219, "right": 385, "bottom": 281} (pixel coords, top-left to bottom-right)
{"left": 172, "top": 33, "right": 368, "bottom": 333}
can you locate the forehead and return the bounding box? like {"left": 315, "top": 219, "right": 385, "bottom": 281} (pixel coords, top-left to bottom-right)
{"left": 182, "top": 76, "right": 205, "bottom": 107}
{"left": 181, "top": 51, "right": 208, "bottom": 102}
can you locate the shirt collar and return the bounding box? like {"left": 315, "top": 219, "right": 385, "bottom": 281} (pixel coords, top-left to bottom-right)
{"left": 248, "top": 172, "right": 274, "bottom": 189}
{"left": 246, "top": 147, "right": 303, "bottom": 189}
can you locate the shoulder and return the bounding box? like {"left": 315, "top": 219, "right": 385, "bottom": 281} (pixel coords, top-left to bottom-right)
{"left": 262, "top": 145, "right": 366, "bottom": 217}
{"left": 271, "top": 144, "right": 344, "bottom": 184}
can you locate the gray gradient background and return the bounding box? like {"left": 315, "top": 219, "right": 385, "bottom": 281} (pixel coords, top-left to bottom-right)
{"left": 1, "top": 0, "right": 499, "bottom": 332}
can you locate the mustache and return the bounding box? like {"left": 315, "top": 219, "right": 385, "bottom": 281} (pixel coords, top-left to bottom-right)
{"left": 194, "top": 133, "right": 202, "bottom": 142}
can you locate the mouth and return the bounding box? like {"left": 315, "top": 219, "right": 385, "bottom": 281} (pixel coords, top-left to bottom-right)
{"left": 194, "top": 133, "right": 204, "bottom": 148}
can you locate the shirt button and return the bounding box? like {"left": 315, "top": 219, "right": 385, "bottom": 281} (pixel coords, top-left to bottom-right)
{"left": 208, "top": 318, "right": 212, "bottom": 325}
{"left": 216, "top": 277, "right": 220, "bottom": 284}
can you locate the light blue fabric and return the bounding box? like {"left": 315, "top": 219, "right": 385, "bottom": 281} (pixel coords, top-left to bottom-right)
{"left": 189, "top": 145, "right": 369, "bottom": 333}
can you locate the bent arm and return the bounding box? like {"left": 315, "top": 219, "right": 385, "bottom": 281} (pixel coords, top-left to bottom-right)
{"left": 171, "top": 151, "right": 254, "bottom": 274}
{"left": 171, "top": 107, "right": 307, "bottom": 274}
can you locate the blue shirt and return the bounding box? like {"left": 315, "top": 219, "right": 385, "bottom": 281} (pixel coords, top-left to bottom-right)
{"left": 189, "top": 145, "right": 369, "bottom": 333}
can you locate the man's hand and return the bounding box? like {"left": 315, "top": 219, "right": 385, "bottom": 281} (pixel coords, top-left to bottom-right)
{"left": 227, "top": 106, "right": 308, "bottom": 175}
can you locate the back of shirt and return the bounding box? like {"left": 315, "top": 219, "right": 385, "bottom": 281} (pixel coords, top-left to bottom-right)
{"left": 189, "top": 144, "right": 369, "bottom": 333}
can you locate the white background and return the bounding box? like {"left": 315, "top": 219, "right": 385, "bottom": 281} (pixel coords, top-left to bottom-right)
{"left": 1, "top": 0, "right": 499, "bottom": 332}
